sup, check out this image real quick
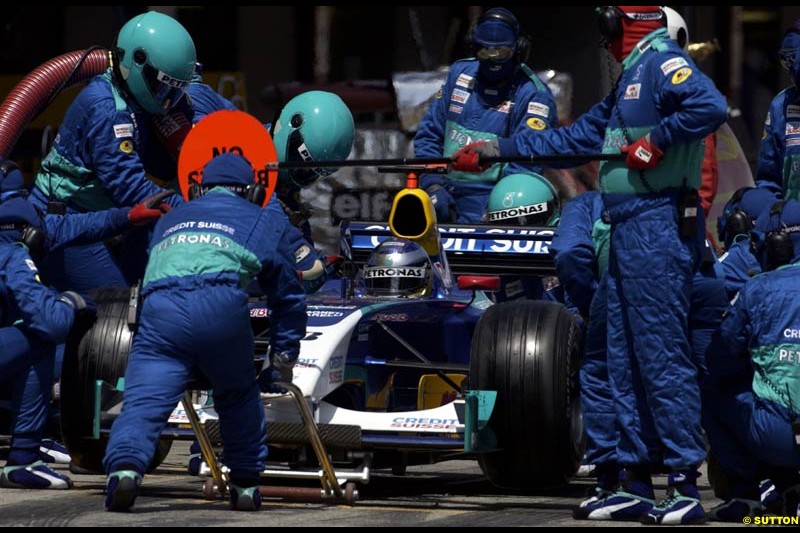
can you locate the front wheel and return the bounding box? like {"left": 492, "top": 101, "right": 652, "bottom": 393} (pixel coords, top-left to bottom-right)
{"left": 470, "top": 299, "right": 583, "bottom": 489}
{"left": 60, "top": 287, "right": 171, "bottom": 473}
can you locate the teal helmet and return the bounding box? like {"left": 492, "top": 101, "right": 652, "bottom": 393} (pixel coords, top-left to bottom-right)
{"left": 486, "top": 173, "right": 560, "bottom": 226}
{"left": 116, "top": 12, "right": 196, "bottom": 115}
{"left": 272, "top": 91, "right": 355, "bottom": 188}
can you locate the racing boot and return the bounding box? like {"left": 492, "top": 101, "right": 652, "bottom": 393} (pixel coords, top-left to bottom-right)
{"left": 573, "top": 463, "right": 619, "bottom": 518}
{"left": 230, "top": 476, "right": 261, "bottom": 511}
{"left": 39, "top": 439, "right": 71, "bottom": 464}
{"left": 105, "top": 468, "right": 142, "bottom": 512}
{"left": 0, "top": 448, "right": 71, "bottom": 489}
{"left": 707, "top": 476, "right": 762, "bottom": 522}
{"left": 575, "top": 466, "right": 655, "bottom": 521}
{"left": 760, "top": 479, "right": 781, "bottom": 514}
{"left": 641, "top": 470, "right": 706, "bottom": 525}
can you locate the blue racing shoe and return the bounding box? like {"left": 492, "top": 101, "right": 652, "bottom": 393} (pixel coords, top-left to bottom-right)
{"left": 39, "top": 439, "right": 71, "bottom": 464}
{"left": 707, "top": 498, "right": 762, "bottom": 522}
{"left": 230, "top": 484, "right": 262, "bottom": 511}
{"left": 574, "top": 469, "right": 654, "bottom": 521}
{"left": 0, "top": 460, "right": 72, "bottom": 489}
{"left": 105, "top": 470, "right": 142, "bottom": 512}
{"left": 641, "top": 472, "right": 706, "bottom": 525}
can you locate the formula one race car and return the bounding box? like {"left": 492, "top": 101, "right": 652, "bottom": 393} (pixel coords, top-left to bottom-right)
{"left": 59, "top": 170, "right": 584, "bottom": 497}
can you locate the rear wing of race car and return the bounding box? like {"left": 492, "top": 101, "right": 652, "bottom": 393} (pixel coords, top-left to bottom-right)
{"left": 340, "top": 221, "right": 557, "bottom": 277}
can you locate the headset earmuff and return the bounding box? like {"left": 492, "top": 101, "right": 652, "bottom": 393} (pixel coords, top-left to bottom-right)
{"left": 597, "top": 6, "right": 623, "bottom": 41}
{"left": 764, "top": 200, "right": 795, "bottom": 269}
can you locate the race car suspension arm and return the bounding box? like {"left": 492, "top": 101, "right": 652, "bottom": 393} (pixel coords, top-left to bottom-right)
{"left": 375, "top": 319, "right": 462, "bottom": 393}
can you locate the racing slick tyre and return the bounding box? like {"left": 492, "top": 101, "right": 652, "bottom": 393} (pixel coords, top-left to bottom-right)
{"left": 60, "top": 287, "right": 171, "bottom": 473}
{"left": 470, "top": 299, "right": 583, "bottom": 489}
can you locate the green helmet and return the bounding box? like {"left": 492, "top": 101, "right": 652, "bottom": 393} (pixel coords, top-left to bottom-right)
{"left": 272, "top": 91, "right": 355, "bottom": 188}
{"left": 486, "top": 173, "right": 560, "bottom": 226}
{"left": 116, "top": 12, "right": 196, "bottom": 115}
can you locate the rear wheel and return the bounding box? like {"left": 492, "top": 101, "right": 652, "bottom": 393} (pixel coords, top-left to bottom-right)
{"left": 60, "top": 287, "right": 171, "bottom": 473}
{"left": 470, "top": 299, "right": 583, "bottom": 489}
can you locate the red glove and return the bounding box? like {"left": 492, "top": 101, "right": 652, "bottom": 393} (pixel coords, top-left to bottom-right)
{"left": 450, "top": 140, "right": 500, "bottom": 172}
{"left": 129, "top": 189, "right": 175, "bottom": 226}
{"left": 621, "top": 134, "right": 664, "bottom": 171}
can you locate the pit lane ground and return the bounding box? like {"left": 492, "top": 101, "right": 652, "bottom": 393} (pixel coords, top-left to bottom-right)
{"left": 0, "top": 440, "right": 739, "bottom": 527}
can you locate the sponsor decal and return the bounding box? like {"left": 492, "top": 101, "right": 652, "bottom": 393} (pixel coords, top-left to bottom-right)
{"left": 788, "top": 106, "right": 800, "bottom": 119}
{"left": 113, "top": 123, "right": 134, "bottom": 138}
{"left": 787, "top": 138, "right": 800, "bottom": 147}
{"left": 296, "top": 358, "right": 319, "bottom": 368}
{"left": 623, "top": 83, "right": 641, "bottom": 100}
{"left": 504, "top": 279, "right": 523, "bottom": 298}
{"left": 456, "top": 73, "right": 473, "bottom": 88}
{"left": 119, "top": 140, "right": 135, "bottom": 154}
{"left": 451, "top": 88, "right": 470, "bottom": 104}
{"left": 329, "top": 355, "right": 344, "bottom": 370}
{"left": 156, "top": 70, "right": 189, "bottom": 89}
{"left": 363, "top": 267, "right": 426, "bottom": 278}
{"left": 765, "top": 111, "right": 772, "bottom": 126}
{"left": 250, "top": 307, "right": 270, "bottom": 317}
{"left": 526, "top": 117, "right": 547, "bottom": 131}
{"left": 495, "top": 100, "right": 512, "bottom": 114}
{"left": 330, "top": 189, "right": 398, "bottom": 226}
{"left": 527, "top": 102, "right": 549, "bottom": 117}
{"left": 628, "top": 11, "right": 662, "bottom": 20}
{"left": 391, "top": 417, "right": 460, "bottom": 430}
{"left": 295, "top": 244, "right": 311, "bottom": 262}
{"left": 329, "top": 370, "right": 343, "bottom": 384}
{"left": 448, "top": 104, "right": 463, "bottom": 114}
{"left": 373, "top": 312, "right": 409, "bottom": 322}
{"left": 25, "top": 259, "right": 37, "bottom": 271}
{"left": 634, "top": 145, "right": 653, "bottom": 162}
{"left": 488, "top": 202, "right": 547, "bottom": 222}
{"left": 786, "top": 123, "right": 800, "bottom": 136}
{"left": 778, "top": 348, "right": 800, "bottom": 364}
{"left": 356, "top": 223, "right": 554, "bottom": 255}
{"left": 307, "top": 310, "right": 345, "bottom": 318}
{"left": 784, "top": 328, "right": 800, "bottom": 338}
{"left": 660, "top": 56, "right": 688, "bottom": 75}
{"left": 671, "top": 67, "right": 692, "bottom": 85}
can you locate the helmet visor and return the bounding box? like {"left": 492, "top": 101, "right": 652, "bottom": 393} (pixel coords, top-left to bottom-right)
{"left": 286, "top": 128, "right": 333, "bottom": 187}
{"left": 363, "top": 265, "right": 429, "bottom": 298}
{"left": 142, "top": 63, "right": 189, "bottom": 112}
{"left": 779, "top": 48, "right": 797, "bottom": 72}
{"left": 476, "top": 45, "right": 515, "bottom": 62}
